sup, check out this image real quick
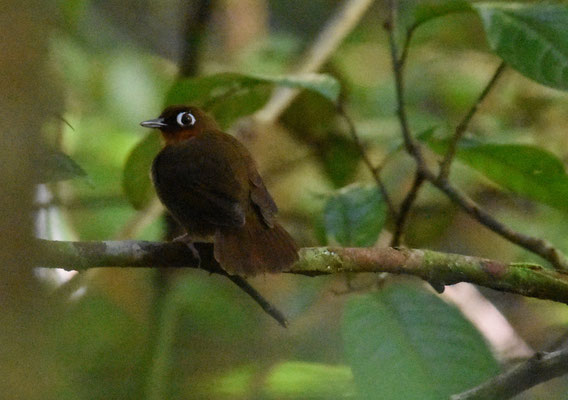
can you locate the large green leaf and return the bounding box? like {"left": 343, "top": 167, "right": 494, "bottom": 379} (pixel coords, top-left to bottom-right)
{"left": 167, "top": 72, "right": 340, "bottom": 105}
{"left": 166, "top": 72, "right": 340, "bottom": 128}
{"left": 427, "top": 137, "right": 568, "bottom": 213}
{"left": 343, "top": 284, "right": 498, "bottom": 400}
{"left": 206, "top": 84, "right": 271, "bottom": 129}
{"left": 324, "top": 184, "right": 387, "bottom": 247}
{"left": 474, "top": 3, "right": 568, "bottom": 91}
{"left": 122, "top": 132, "right": 161, "bottom": 209}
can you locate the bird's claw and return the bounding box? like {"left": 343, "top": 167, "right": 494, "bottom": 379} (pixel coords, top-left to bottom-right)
{"left": 173, "top": 234, "right": 201, "bottom": 267}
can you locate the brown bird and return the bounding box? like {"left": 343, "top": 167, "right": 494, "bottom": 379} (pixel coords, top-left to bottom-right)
{"left": 140, "top": 105, "right": 298, "bottom": 277}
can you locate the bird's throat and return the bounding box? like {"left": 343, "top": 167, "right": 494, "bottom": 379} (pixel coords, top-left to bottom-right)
{"left": 161, "top": 130, "right": 198, "bottom": 146}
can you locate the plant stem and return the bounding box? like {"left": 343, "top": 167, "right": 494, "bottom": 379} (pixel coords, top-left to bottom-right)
{"left": 391, "top": 171, "right": 424, "bottom": 247}
{"left": 438, "top": 62, "right": 507, "bottom": 179}
{"left": 338, "top": 105, "right": 397, "bottom": 218}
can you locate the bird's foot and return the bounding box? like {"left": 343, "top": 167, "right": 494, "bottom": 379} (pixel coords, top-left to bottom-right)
{"left": 173, "top": 233, "right": 190, "bottom": 243}
{"left": 173, "top": 234, "right": 201, "bottom": 268}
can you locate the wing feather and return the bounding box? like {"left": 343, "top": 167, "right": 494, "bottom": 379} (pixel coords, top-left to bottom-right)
{"left": 152, "top": 133, "right": 247, "bottom": 228}
{"left": 249, "top": 169, "right": 277, "bottom": 228}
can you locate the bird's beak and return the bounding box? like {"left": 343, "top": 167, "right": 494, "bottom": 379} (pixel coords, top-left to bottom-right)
{"left": 140, "top": 117, "right": 167, "bottom": 128}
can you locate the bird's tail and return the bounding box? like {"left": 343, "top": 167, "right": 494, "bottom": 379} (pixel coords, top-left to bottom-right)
{"left": 214, "top": 215, "right": 298, "bottom": 277}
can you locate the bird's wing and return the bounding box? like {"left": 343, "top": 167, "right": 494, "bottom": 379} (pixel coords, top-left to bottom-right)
{"left": 152, "top": 134, "right": 248, "bottom": 228}
{"left": 249, "top": 168, "right": 278, "bottom": 228}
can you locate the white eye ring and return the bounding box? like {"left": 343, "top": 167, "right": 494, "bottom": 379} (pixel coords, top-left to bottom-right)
{"left": 176, "top": 112, "right": 196, "bottom": 127}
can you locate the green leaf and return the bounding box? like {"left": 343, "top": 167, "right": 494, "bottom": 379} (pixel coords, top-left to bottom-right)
{"left": 474, "top": 3, "right": 568, "bottom": 91}
{"left": 395, "top": 0, "right": 472, "bottom": 53}
{"left": 167, "top": 72, "right": 340, "bottom": 105}
{"left": 426, "top": 137, "right": 568, "bottom": 213}
{"left": 268, "top": 73, "right": 341, "bottom": 103}
{"left": 343, "top": 284, "right": 498, "bottom": 400}
{"left": 165, "top": 72, "right": 340, "bottom": 128}
{"left": 281, "top": 89, "right": 359, "bottom": 186}
{"left": 320, "top": 133, "right": 361, "bottom": 188}
{"left": 35, "top": 149, "right": 87, "bottom": 183}
{"left": 122, "top": 133, "right": 161, "bottom": 209}
{"left": 207, "top": 84, "right": 271, "bottom": 129}
{"left": 324, "top": 184, "right": 387, "bottom": 247}
{"left": 400, "top": 0, "right": 472, "bottom": 32}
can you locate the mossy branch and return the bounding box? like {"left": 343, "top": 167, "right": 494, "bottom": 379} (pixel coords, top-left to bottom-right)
{"left": 38, "top": 239, "right": 568, "bottom": 305}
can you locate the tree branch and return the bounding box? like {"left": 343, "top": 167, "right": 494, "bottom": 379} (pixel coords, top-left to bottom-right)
{"left": 37, "top": 239, "right": 568, "bottom": 305}
{"left": 391, "top": 170, "right": 424, "bottom": 247}
{"left": 451, "top": 348, "right": 568, "bottom": 400}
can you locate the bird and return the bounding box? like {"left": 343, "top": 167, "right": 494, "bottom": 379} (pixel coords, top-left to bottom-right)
{"left": 140, "top": 105, "right": 299, "bottom": 277}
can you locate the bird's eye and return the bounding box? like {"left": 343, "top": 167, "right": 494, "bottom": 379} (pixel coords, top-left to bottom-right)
{"left": 176, "top": 112, "right": 196, "bottom": 127}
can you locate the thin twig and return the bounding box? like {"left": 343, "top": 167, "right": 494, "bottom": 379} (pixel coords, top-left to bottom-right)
{"left": 386, "top": 0, "right": 425, "bottom": 164}
{"left": 431, "top": 166, "right": 568, "bottom": 272}
{"left": 451, "top": 347, "right": 568, "bottom": 400}
{"left": 427, "top": 170, "right": 568, "bottom": 270}
{"left": 438, "top": 62, "right": 507, "bottom": 179}
{"left": 385, "top": 1, "right": 429, "bottom": 247}
{"left": 398, "top": 22, "right": 418, "bottom": 73}
{"left": 192, "top": 243, "right": 289, "bottom": 328}
{"left": 391, "top": 170, "right": 425, "bottom": 247}
{"left": 338, "top": 105, "right": 397, "bottom": 218}
{"left": 225, "top": 274, "right": 288, "bottom": 328}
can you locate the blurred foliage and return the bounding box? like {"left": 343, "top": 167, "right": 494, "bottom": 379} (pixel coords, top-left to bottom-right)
{"left": 13, "top": 0, "right": 568, "bottom": 399}
{"left": 281, "top": 87, "right": 363, "bottom": 188}
{"left": 425, "top": 137, "right": 568, "bottom": 215}
{"left": 166, "top": 72, "right": 340, "bottom": 110}
{"left": 35, "top": 148, "right": 87, "bottom": 183}
{"left": 53, "top": 293, "right": 148, "bottom": 400}
{"left": 343, "top": 283, "right": 499, "bottom": 399}
{"left": 324, "top": 184, "right": 387, "bottom": 247}
{"left": 122, "top": 132, "right": 162, "bottom": 210}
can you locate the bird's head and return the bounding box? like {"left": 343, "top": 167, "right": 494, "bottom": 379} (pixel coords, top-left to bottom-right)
{"left": 140, "top": 105, "right": 219, "bottom": 144}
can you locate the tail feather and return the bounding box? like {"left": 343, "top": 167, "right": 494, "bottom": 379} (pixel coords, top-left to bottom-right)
{"left": 214, "top": 216, "right": 298, "bottom": 277}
